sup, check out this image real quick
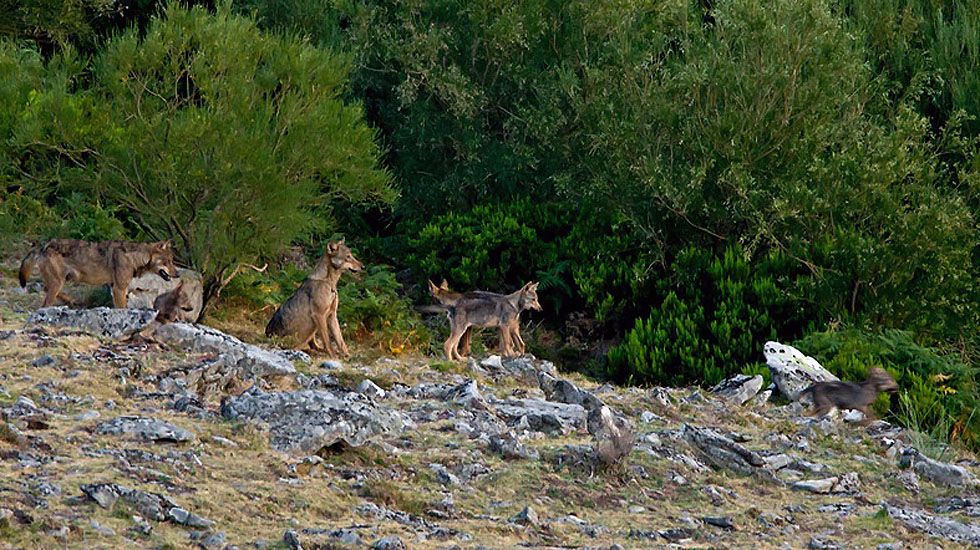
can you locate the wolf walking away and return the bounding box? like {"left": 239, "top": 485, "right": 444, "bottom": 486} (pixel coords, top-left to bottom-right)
{"left": 19, "top": 239, "right": 178, "bottom": 308}
{"left": 265, "top": 239, "right": 363, "bottom": 355}
{"left": 430, "top": 280, "right": 541, "bottom": 361}
{"left": 799, "top": 367, "right": 899, "bottom": 425}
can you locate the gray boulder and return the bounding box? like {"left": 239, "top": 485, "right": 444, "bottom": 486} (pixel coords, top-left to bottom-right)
{"left": 220, "top": 386, "right": 405, "bottom": 455}
{"left": 899, "top": 448, "right": 980, "bottom": 489}
{"left": 763, "top": 341, "right": 838, "bottom": 400}
{"left": 445, "top": 379, "right": 486, "bottom": 409}
{"left": 28, "top": 306, "right": 157, "bottom": 339}
{"left": 680, "top": 424, "right": 765, "bottom": 475}
{"left": 884, "top": 503, "right": 980, "bottom": 546}
{"left": 127, "top": 269, "right": 204, "bottom": 322}
{"left": 96, "top": 416, "right": 195, "bottom": 443}
{"left": 371, "top": 536, "right": 406, "bottom": 550}
{"left": 151, "top": 322, "right": 301, "bottom": 379}
{"left": 80, "top": 483, "right": 212, "bottom": 527}
{"left": 711, "top": 374, "right": 763, "bottom": 405}
{"left": 494, "top": 398, "right": 587, "bottom": 434}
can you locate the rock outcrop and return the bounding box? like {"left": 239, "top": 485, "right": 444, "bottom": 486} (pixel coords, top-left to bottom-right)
{"left": 28, "top": 307, "right": 157, "bottom": 339}
{"left": 220, "top": 386, "right": 405, "bottom": 455}
{"left": 763, "top": 341, "right": 838, "bottom": 400}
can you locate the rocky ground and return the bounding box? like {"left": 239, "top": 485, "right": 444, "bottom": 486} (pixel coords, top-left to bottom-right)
{"left": 1, "top": 263, "right": 979, "bottom": 549}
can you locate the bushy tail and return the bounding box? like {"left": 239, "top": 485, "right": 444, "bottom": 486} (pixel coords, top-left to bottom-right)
{"left": 265, "top": 308, "right": 284, "bottom": 337}
{"left": 18, "top": 248, "right": 39, "bottom": 288}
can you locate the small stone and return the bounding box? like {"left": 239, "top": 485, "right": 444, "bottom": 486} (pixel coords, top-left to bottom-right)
{"left": 703, "top": 516, "right": 735, "bottom": 530}
{"left": 371, "top": 535, "right": 406, "bottom": 550}
{"left": 640, "top": 410, "right": 662, "bottom": 423}
{"left": 31, "top": 355, "right": 56, "bottom": 368}
{"left": 429, "top": 463, "right": 461, "bottom": 486}
{"left": 75, "top": 410, "right": 101, "bottom": 422}
{"left": 356, "top": 379, "right": 386, "bottom": 399}
{"left": 628, "top": 505, "right": 646, "bottom": 514}
{"left": 793, "top": 478, "right": 836, "bottom": 494}
{"left": 510, "top": 505, "right": 539, "bottom": 527}
{"left": 210, "top": 435, "right": 239, "bottom": 448}
{"left": 842, "top": 409, "right": 866, "bottom": 423}
{"left": 196, "top": 531, "right": 226, "bottom": 550}
{"left": 89, "top": 520, "right": 115, "bottom": 536}
{"left": 283, "top": 529, "right": 302, "bottom": 550}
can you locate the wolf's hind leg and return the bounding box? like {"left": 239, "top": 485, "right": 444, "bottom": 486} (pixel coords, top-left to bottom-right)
{"left": 43, "top": 278, "right": 66, "bottom": 307}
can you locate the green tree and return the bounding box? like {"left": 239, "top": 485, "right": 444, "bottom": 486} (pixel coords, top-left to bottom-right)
{"left": 2, "top": 4, "right": 394, "bottom": 311}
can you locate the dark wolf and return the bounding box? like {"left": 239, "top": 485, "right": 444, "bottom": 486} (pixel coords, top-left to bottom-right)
{"left": 799, "top": 367, "right": 899, "bottom": 425}
{"left": 19, "top": 239, "right": 178, "bottom": 308}
{"left": 265, "top": 240, "right": 363, "bottom": 356}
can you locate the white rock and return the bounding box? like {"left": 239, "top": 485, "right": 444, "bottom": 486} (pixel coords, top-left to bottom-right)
{"left": 763, "top": 341, "right": 838, "bottom": 400}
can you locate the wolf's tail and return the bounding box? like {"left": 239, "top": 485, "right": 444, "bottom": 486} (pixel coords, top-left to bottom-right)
{"left": 18, "top": 248, "right": 40, "bottom": 288}
{"left": 265, "top": 308, "right": 284, "bottom": 337}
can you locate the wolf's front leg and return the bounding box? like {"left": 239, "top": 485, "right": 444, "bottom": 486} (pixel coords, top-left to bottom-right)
{"left": 327, "top": 313, "right": 349, "bottom": 357}
{"left": 314, "top": 314, "right": 337, "bottom": 357}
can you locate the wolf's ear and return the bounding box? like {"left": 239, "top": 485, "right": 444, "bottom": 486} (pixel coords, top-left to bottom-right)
{"left": 157, "top": 240, "right": 172, "bottom": 251}
{"left": 440, "top": 279, "right": 450, "bottom": 290}
{"left": 428, "top": 280, "right": 439, "bottom": 293}
{"left": 327, "top": 241, "right": 340, "bottom": 254}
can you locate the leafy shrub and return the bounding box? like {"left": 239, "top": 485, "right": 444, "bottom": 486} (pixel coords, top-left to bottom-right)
{"left": 223, "top": 256, "right": 429, "bottom": 355}
{"left": 406, "top": 200, "right": 570, "bottom": 306}
{"left": 2, "top": 5, "right": 393, "bottom": 312}
{"left": 606, "top": 246, "right": 813, "bottom": 387}
{"left": 796, "top": 329, "right": 979, "bottom": 452}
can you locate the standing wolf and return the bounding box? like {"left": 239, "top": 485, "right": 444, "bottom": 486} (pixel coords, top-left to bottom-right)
{"left": 19, "top": 239, "right": 178, "bottom": 308}
{"left": 265, "top": 240, "right": 363, "bottom": 355}
{"left": 429, "top": 280, "right": 541, "bottom": 360}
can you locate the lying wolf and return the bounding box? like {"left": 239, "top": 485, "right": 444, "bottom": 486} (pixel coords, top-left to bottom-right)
{"left": 265, "top": 240, "right": 363, "bottom": 355}
{"left": 19, "top": 239, "right": 178, "bottom": 308}
{"left": 799, "top": 367, "right": 899, "bottom": 425}
{"left": 430, "top": 280, "right": 541, "bottom": 360}
{"left": 153, "top": 280, "right": 194, "bottom": 324}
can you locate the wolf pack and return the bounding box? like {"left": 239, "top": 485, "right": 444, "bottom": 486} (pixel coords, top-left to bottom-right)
{"left": 17, "top": 238, "right": 898, "bottom": 421}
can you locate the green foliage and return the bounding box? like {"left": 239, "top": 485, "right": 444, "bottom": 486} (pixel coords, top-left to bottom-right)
{"left": 1, "top": 4, "right": 394, "bottom": 310}
{"left": 406, "top": 200, "right": 570, "bottom": 305}
{"left": 606, "top": 246, "right": 809, "bottom": 387}
{"left": 796, "top": 328, "right": 979, "bottom": 452}
{"left": 223, "top": 258, "right": 429, "bottom": 354}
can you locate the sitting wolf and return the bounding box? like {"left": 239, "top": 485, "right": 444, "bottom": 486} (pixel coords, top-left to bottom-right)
{"left": 429, "top": 280, "right": 541, "bottom": 360}
{"left": 799, "top": 367, "right": 899, "bottom": 425}
{"left": 265, "top": 240, "right": 363, "bottom": 355}
{"left": 19, "top": 239, "right": 178, "bottom": 308}
{"left": 153, "top": 280, "right": 194, "bottom": 324}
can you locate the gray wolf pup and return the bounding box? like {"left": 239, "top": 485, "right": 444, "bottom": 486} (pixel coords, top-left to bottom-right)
{"left": 153, "top": 280, "right": 194, "bottom": 324}
{"left": 19, "top": 239, "right": 178, "bottom": 308}
{"left": 265, "top": 240, "right": 363, "bottom": 355}
{"left": 430, "top": 280, "right": 541, "bottom": 360}
{"left": 800, "top": 367, "right": 899, "bottom": 425}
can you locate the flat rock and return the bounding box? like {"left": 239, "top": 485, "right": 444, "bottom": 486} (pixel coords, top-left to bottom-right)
{"left": 763, "top": 341, "right": 838, "bottom": 400}
{"left": 127, "top": 269, "right": 204, "bottom": 322}
{"left": 28, "top": 307, "right": 157, "bottom": 339}
{"left": 711, "top": 374, "right": 763, "bottom": 405}
{"left": 96, "top": 416, "right": 195, "bottom": 443}
{"left": 80, "top": 483, "right": 212, "bottom": 527}
{"left": 899, "top": 448, "right": 980, "bottom": 489}
{"left": 445, "top": 379, "right": 485, "bottom": 409}
{"left": 151, "top": 323, "right": 301, "bottom": 378}
{"left": 220, "top": 386, "right": 405, "bottom": 455}
{"left": 884, "top": 503, "right": 980, "bottom": 546}
{"left": 494, "top": 398, "right": 587, "bottom": 434}
{"left": 680, "top": 424, "right": 765, "bottom": 475}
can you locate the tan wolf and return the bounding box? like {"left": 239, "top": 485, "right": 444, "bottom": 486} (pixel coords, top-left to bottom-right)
{"left": 265, "top": 239, "right": 363, "bottom": 355}
{"left": 19, "top": 239, "right": 178, "bottom": 308}
{"left": 153, "top": 280, "right": 194, "bottom": 324}
{"left": 430, "top": 280, "right": 541, "bottom": 360}
{"left": 799, "top": 367, "right": 899, "bottom": 425}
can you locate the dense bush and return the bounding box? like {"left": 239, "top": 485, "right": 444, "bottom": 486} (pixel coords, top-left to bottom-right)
{"left": 223, "top": 257, "right": 430, "bottom": 355}
{"left": 0, "top": 5, "right": 393, "bottom": 312}
{"left": 796, "top": 329, "right": 979, "bottom": 452}
{"left": 606, "top": 246, "right": 813, "bottom": 387}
